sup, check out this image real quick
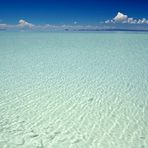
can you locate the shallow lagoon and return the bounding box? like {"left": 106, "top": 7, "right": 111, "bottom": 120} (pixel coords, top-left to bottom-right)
{"left": 0, "top": 32, "right": 148, "bottom": 148}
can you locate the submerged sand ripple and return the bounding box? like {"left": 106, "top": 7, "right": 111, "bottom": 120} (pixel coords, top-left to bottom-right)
{"left": 0, "top": 32, "right": 148, "bottom": 148}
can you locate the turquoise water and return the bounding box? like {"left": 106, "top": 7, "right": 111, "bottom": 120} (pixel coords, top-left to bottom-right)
{"left": 0, "top": 32, "right": 148, "bottom": 148}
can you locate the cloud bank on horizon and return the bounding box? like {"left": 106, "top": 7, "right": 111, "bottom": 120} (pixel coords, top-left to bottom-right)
{"left": 0, "top": 12, "right": 148, "bottom": 31}
{"left": 105, "top": 12, "right": 148, "bottom": 24}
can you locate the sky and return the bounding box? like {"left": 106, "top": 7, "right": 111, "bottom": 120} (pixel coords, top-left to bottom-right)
{"left": 0, "top": 0, "right": 148, "bottom": 30}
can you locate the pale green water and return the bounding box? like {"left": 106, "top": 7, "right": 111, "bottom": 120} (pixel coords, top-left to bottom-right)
{"left": 0, "top": 32, "right": 148, "bottom": 148}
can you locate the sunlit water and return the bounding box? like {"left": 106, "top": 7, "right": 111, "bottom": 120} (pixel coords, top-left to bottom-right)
{"left": 0, "top": 32, "right": 148, "bottom": 148}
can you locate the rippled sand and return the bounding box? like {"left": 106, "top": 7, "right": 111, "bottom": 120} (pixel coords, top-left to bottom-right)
{"left": 0, "top": 32, "right": 148, "bottom": 148}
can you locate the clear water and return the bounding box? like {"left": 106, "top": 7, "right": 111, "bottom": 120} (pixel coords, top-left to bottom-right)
{"left": 0, "top": 32, "right": 148, "bottom": 148}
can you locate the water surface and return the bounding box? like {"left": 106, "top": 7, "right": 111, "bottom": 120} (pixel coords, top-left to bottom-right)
{"left": 0, "top": 32, "right": 148, "bottom": 148}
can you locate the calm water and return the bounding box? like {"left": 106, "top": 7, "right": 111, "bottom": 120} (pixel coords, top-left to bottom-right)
{"left": 0, "top": 32, "right": 148, "bottom": 148}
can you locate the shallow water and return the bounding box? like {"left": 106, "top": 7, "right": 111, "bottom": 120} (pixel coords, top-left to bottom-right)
{"left": 0, "top": 32, "right": 148, "bottom": 148}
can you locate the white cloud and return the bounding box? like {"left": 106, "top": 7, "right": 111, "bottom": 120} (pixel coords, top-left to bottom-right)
{"left": 0, "top": 19, "right": 35, "bottom": 30}
{"left": 18, "top": 19, "right": 34, "bottom": 28}
{"left": 0, "top": 21, "right": 107, "bottom": 31}
{"left": 105, "top": 20, "right": 110, "bottom": 23}
{"left": 113, "top": 12, "right": 128, "bottom": 23}
{"left": 74, "top": 21, "right": 78, "bottom": 25}
{"left": 127, "top": 18, "right": 136, "bottom": 24}
{"left": 0, "top": 24, "right": 7, "bottom": 27}
{"left": 0, "top": 17, "right": 148, "bottom": 31}
{"left": 105, "top": 12, "right": 148, "bottom": 24}
{"left": 137, "top": 18, "right": 148, "bottom": 24}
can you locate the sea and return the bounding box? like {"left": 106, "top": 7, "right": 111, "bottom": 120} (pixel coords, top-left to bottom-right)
{"left": 0, "top": 31, "right": 148, "bottom": 148}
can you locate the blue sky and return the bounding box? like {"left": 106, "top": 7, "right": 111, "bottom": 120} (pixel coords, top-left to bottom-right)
{"left": 0, "top": 0, "right": 148, "bottom": 30}
{"left": 0, "top": 0, "right": 148, "bottom": 24}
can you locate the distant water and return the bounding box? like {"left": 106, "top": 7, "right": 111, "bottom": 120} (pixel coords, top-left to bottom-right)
{"left": 0, "top": 32, "right": 148, "bottom": 148}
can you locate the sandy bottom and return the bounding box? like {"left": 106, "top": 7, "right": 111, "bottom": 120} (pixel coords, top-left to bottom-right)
{"left": 0, "top": 32, "right": 148, "bottom": 148}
